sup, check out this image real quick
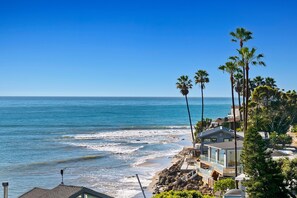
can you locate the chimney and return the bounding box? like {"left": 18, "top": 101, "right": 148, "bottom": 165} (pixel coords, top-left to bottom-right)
{"left": 2, "top": 182, "right": 8, "bottom": 198}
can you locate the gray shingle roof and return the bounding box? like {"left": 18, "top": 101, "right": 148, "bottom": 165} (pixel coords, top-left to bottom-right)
{"left": 39, "top": 185, "right": 82, "bottom": 198}
{"left": 224, "top": 189, "right": 242, "bottom": 196}
{"left": 19, "top": 184, "right": 113, "bottom": 198}
{"left": 207, "top": 140, "right": 243, "bottom": 150}
{"left": 198, "top": 126, "right": 241, "bottom": 138}
{"left": 19, "top": 188, "right": 49, "bottom": 198}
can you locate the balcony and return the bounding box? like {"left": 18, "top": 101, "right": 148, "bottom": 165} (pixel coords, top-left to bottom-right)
{"left": 199, "top": 155, "right": 242, "bottom": 176}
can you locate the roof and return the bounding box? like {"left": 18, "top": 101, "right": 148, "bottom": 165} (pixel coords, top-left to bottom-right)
{"left": 198, "top": 126, "right": 242, "bottom": 139}
{"left": 271, "top": 150, "right": 290, "bottom": 157}
{"left": 237, "top": 131, "right": 269, "bottom": 139}
{"left": 207, "top": 140, "right": 243, "bottom": 150}
{"left": 20, "top": 188, "right": 50, "bottom": 198}
{"left": 224, "top": 189, "right": 242, "bottom": 196}
{"left": 19, "top": 184, "right": 113, "bottom": 198}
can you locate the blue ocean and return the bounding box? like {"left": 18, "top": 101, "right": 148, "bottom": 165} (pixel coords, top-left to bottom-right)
{"left": 0, "top": 97, "right": 231, "bottom": 197}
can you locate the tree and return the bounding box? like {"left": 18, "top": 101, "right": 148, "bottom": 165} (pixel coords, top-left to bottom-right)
{"left": 195, "top": 70, "right": 210, "bottom": 131}
{"left": 238, "top": 47, "right": 265, "bottom": 131}
{"left": 264, "top": 77, "right": 277, "bottom": 88}
{"left": 251, "top": 76, "right": 265, "bottom": 92}
{"left": 241, "top": 126, "right": 290, "bottom": 197}
{"left": 230, "top": 28, "right": 253, "bottom": 133}
{"left": 234, "top": 72, "right": 243, "bottom": 121}
{"left": 219, "top": 61, "right": 240, "bottom": 178}
{"left": 250, "top": 86, "right": 297, "bottom": 134}
{"left": 195, "top": 118, "right": 212, "bottom": 140}
{"left": 153, "top": 190, "right": 214, "bottom": 198}
{"left": 176, "top": 75, "right": 195, "bottom": 147}
{"left": 214, "top": 178, "right": 235, "bottom": 197}
{"left": 277, "top": 158, "right": 297, "bottom": 197}
{"left": 270, "top": 132, "right": 292, "bottom": 148}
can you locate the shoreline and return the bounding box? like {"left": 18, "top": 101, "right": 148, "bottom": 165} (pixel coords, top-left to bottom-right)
{"left": 147, "top": 148, "right": 187, "bottom": 193}
{"left": 143, "top": 146, "right": 212, "bottom": 197}
{"left": 132, "top": 137, "right": 192, "bottom": 198}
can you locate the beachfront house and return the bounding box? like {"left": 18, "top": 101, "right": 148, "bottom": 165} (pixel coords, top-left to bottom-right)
{"left": 19, "top": 184, "right": 113, "bottom": 198}
{"left": 196, "top": 140, "right": 243, "bottom": 186}
{"left": 197, "top": 126, "right": 243, "bottom": 154}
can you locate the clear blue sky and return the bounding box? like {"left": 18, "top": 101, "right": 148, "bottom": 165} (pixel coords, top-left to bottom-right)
{"left": 1, "top": 0, "right": 297, "bottom": 97}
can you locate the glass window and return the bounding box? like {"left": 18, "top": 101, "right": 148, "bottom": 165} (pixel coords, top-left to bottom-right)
{"left": 85, "top": 194, "right": 98, "bottom": 198}
{"left": 227, "top": 150, "right": 242, "bottom": 167}
{"left": 224, "top": 138, "right": 230, "bottom": 142}
{"left": 211, "top": 138, "right": 217, "bottom": 143}
{"left": 204, "top": 138, "right": 211, "bottom": 142}
{"left": 218, "top": 150, "right": 224, "bottom": 165}
{"left": 210, "top": 148, "right": 216, "bottom": 161}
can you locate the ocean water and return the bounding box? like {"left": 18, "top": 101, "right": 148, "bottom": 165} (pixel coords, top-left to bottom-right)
{"left": 0, "top": 97, "right": 231, "bottom": 197}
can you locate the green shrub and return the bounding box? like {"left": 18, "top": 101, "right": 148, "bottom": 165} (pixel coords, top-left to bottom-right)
{"left": 152, "top": 190, "right": 214, "bottom": 198}
{"left": 291, "top": 125, "right": 297, "bottom": 133}
{"left": 214, "top": 178, "right": 235, "bottom": 196}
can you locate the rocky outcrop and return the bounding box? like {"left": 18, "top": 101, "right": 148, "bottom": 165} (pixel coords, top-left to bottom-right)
{"left": 152, "top": 148, "right": 212, "bottom": 195}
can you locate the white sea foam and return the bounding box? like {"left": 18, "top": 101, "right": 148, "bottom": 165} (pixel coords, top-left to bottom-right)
{"left": 132, "top": 148, "right": 182, "bottom": 167}
{"left": 115, "top": 189, "right": 140, "bottom": 198}
{"left": 66, "top": 142, "right": 143, "bottom": 154}
{"left": 68, "top": 128, "right": 189, "bottom": 141}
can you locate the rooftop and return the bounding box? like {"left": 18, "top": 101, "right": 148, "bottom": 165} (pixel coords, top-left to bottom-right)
{"left": 19, "top": 184, "right": 113, "bottom": 198}
{"left": 224, "top": 189, "right": 242, "bottom": 196}
{"left": 207, "top": 140, "right": 243, "bottom": 150}
{"left": 199, "top": 126, "right": 233, "bottom": 138}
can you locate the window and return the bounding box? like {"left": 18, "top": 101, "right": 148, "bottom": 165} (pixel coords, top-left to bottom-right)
{"left": 210, "top": 148, "right": 216, "bottom": 161}
{"left": 211, "top": 138, "right": 217, "bottom": 142}
{"left": 224, "top": 138, "right": 230, "bottom": 142}
{"left": 218, "top": 150, "right": 224, "bottom": 165}
{"left": 204, "top": 138, "right": 211, "bottom": 142}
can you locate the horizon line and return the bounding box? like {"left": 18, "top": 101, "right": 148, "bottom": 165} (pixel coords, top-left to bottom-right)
{"left": 0, "top": 96, "right": 233, "bottom": 98}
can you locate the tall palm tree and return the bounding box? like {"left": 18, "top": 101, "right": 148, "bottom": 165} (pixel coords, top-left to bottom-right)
{"left": 219, "top": 61, "right": 240, "bottom": 180}
{"left": 238, "top": 47, "right": 266, "bottom": 131}
{"left": 230, "top": 28, "right": 253, "bottom": 48}
{"left": 194, "top": 70, "right": 209, "bottom": 131}
{"left": 230, "top": 28, "right": 253, "bottom": 132}
{"left": 234, "top": 72, "right": 243, "bottom": 121}
{"left": 176, "top": 75, "right": 195, "bottom": 147}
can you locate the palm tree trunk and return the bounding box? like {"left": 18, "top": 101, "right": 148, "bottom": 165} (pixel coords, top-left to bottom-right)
{"left": 245, "top": 63, "right": 249, "bottom": 132}
{"left": 238, "top": 91, "right": 242, "bottom": 121}
{"left": 231, "top": 75, "right": 238, "bottom": 188}
{"left": 242, "top": 66, "right": 246, "bottom": 132}
{"left": 240, "top": 41, "right": 247, "bottom": 132}
{"left": 185, "top": 95, "right": 195, "bottom": 148}
{"left": 201, "top": 84, "right": 204, "bottom": 130}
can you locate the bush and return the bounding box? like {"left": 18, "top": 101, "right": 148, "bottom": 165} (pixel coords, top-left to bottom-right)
{"left": 291, "top": 125, "right": 297, "bottom": 133}
{"left": 270, "top": 131, "right": 292, "bottom": 148}
{"left": 213, "top": 178, "right": 235, "bottom": 196}
{"left": 152, "top": 190, "right": 214, "bottom": 198}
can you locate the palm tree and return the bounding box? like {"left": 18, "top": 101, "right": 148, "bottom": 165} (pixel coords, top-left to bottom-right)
{"left": 230, "top": 28, "right": 253, "bottom": 48}
{"left": 219, "top": 61, "right": 240, "bottom": 180}
{"left": 265, "top": 77, "right": 276, "bottom": 88}
{"left": 238, "top": 47, "right": 266, "bottom": 131}
{"left": 250, "top": 76, "right": 264, "bottom": 93}
{"left": 234, "top": 72, "right": 243, "bottom": 121}
{"left": 176, "top": 75, "right": 195, "bottom": 147}
{"left": 230, "top": 28, "right": 253, "bottom": 132}
{"left": 194, "top": 70, "right": 209, "bottom": 131}
{"left": 253, "top": 76, "right": 265, "bottom": 87}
